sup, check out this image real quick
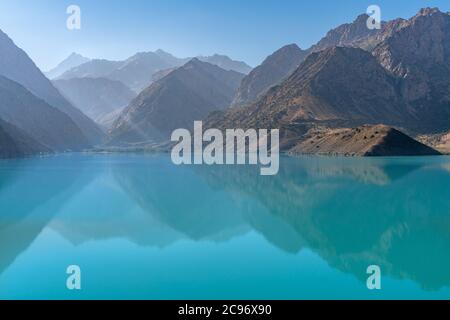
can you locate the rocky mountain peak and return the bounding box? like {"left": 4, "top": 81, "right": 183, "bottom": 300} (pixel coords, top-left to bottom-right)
{"left": 416, "top": 7, "right": 442, "bottom": 17}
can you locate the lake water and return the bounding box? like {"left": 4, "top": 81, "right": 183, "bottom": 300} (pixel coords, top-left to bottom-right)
{"left": 0, "top": 154, "right": 449, "bottom": 300}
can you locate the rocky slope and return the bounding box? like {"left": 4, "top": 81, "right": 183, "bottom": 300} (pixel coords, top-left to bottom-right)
{"left": 372, "top": 7, "right": 450, "bottom": 132}
{"left": 208, "top": 46, "right": 412, "bottom": 149}
{"left": 53, "top": 77, "right": 136, "bottom": 124}
{"left": 0, "top": 76, "right": 90, "bottom": 151}
{"left": 57, "top": 59, "right": 123, "bottom": 81}
{"left": 417, "top": 131, "right": 450, "bottom": 154}
{"left": 0, "top": 118, "right": 51, "bottom": 158}
{"left": 0, "top": 29, "right": 103, "bottom": 145}
{"left": 309, "top": 14, "right": 384, "bottom": 52}
{"left": 108, "top": 59, "right": 244, "bottom": 145}
{"left": 289, "top": 125, "right": 440, "bottom": 156}
{"left": 209, "top": 8, "right": 450, "bottom": 154}
{"left": 232, "top": 44, "right": 308, "bottom": 106}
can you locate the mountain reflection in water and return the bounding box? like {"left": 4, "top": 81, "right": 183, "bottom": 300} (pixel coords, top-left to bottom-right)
{"left": 0, "top": 154, "right": 449, "bottom": 298}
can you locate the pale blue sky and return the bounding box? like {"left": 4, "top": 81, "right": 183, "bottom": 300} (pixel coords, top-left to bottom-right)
{"left": 0, "top": 0, "right": 448, "bottom": 71}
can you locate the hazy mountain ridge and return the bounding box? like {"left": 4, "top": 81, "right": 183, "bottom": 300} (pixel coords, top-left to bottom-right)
{"left": 45, "top": 53, "right": 90, "bottom": 80}
{"left": 58, "top": 50, "right": 251, "bottom": 93}
{"left": 108, "top": 59, "right": 245, "bottom": 145}
{"left": 231, "top": 14, "right": 388, "bottom": 107}
{"left": 207, "top": 8, "right": 450, "bottom": 154}
{"left": 197, "top": 54, "right": 252, "bottom": 74}
{"left": 53, "top": 77, "right": 136, "bottom": 125}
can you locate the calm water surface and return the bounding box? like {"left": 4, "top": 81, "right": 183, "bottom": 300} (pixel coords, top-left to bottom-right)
{"left": 0, "top": 154, "right": 449, "bottom": 299}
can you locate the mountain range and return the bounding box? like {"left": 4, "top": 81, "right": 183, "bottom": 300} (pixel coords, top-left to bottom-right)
{"left": 55, "top": 50, "right": 251, "bottom": 93}
{"left": 206, "top": 7, "right": 450, "bottom": 154}
{"left": 1, "top": 7, "right": 449, "bottom": 157}
{"left": 45, "top": 53, "right": 90, "bottom": 80}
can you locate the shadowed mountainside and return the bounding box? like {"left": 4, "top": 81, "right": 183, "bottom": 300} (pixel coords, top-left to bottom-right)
{"left": 0, "top": 118, "right": 50, "bottom": 158}
{"left": 0, "top": 29, "right": 104, "bottom": 145}
{"left": 0, "top": 76, "right": 90, "bottom": 151}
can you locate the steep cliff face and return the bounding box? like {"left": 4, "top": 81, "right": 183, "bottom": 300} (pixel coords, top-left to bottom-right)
{"left": 372, "top": 8, "right": 450, "bottom": 132}
{"left": 53, "top": 77, "right": 136, "bottom": 124}
{"left": 310, "top": 14, "right": 384, "bottom": 52}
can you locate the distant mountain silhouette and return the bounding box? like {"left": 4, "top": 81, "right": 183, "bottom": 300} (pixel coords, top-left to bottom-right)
{"left": 108, "top": 59, "right": 244, "bottom": 145}
{"left": 198, "top": 54, "right": 252, "bottom": 74}
{"left": 53, "top": 77, "right": 136, "bottom": 125}
{"left": 0, "top": 29, "right": 103, "bottom": 145}
{"left": 45, "top": 53, "right": 90, "bottom": 80}
{"left": 58, "top": 50, "right": 251, "bottom": 93}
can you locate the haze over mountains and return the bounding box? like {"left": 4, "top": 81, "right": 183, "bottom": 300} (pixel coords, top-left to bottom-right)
{"left": 53, "top": 77, "right": 136, "bottom": 127}
{"left": 108, "top": 58, "right": 245, "bottom": 145}
{"left": 1, "top": 7, "right": 449, "bottom": 157}
{"left": 55, "top": 50, "right": 251, "bottom": 93}
{"left": 45, "top": 53, "right": 90, "bottom": 80}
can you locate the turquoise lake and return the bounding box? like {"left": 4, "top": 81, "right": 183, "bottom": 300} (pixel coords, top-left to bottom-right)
{"left": 0, "top": 154, "right": 449, "bottom": 300}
